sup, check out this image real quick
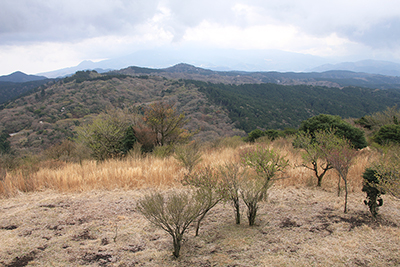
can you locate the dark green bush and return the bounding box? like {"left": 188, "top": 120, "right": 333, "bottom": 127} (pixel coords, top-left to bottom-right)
{"left": 299, "top": 114, "right": 367, "bottom": 149}
{"left": 362, "top": 168, "right": 385, "bottom": 217}
{"left": 0, "top": 132, "right": 10, "bottom": 154}
{"left": 374, "top": 124, "right": 400, "bottom": 145}
{"left": 245, "top": 129, "right": 265, "bottom": 142}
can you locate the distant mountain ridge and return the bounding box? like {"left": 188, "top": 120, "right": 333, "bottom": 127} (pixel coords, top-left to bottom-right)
{"left": 3, "top": 63, "right": 400, "bottom": 106}
{"left": 310, "top": 60, "right": 400, "bottom": 76}
{"left": 35, "top": 60, "right": 112, "bottom": 78}
{"left": 32, "top": 46, "right": 400, "bottom": 78}
{"left": 37, "top": 48, "right": 329, "bottom": 78}
{"left": 115, "top": 63, "right": 400, "bottom": 89}
{"left": 0, "top": 71, "right": 47, "bottom": 83}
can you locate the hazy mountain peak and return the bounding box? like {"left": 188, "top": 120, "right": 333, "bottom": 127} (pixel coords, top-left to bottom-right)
{"left": 164, "top": 63, "right": 214, "bottom": 75}
{"left": 0, "top": 71, "right": 47, "bottom": 83}
{"left": 311, "top": 59, "right": 400, "bottom": 76}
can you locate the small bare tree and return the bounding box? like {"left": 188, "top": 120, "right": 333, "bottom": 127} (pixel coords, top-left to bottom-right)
{"left": 182, "top": 167, "right": 224, "bottom": 236}
{"left": 144, "top": 101, "right": 191, "bottom": 146}
{"left": 174, "top": 141, "right": 202, "bottom": 175}
{"left": 240, "top": 173, "right": 271, "bottom": 226}
{"left": 137, "top": 190, "right": 203, "bottom": 258}
{"left": 219, "top": 163, "right": 246, "bottom": 224}
{"left": 240, "top": 145, "right": 289, "bottom": 226}
{"left": 293, "top": 131, "right": 333, "bottom": 186}
{"left": 316, "top": 131, "right": 358, "bottom": 213}
{"left": 375, "top": 145, "right": 400, "bottom": 199}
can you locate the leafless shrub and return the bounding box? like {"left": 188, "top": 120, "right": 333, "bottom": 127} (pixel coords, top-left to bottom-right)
{"left": 219, "top": 163, "right": 246, "bottom": 224}
{"left": 137, "top": 190, "right": 204, "bottom": 258}
{"left": 375, "top": 145, "right": 400, "bottom": 199}
{"left": 182, "top": 167, "right": 224, "bottom": 236}
{"left": 240, "top": 145, "right": 289, "bottom": 225}
{"left": 174, "top": 141, "right": 202, "bottom": 175}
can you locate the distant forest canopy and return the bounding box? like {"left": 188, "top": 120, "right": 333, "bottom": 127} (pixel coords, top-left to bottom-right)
{"left": 188, "top": 80, "right": 400, "bottom": 132}
{"left": 0, "top": 79, "right": 52, "bottom": 104}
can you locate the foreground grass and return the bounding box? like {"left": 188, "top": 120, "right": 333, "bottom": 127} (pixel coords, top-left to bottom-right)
{"left": 1, "top": 140, "right": 398, "bottom": 266}
{"left": 0, "top": 187, "right": 399, "bottom": 266}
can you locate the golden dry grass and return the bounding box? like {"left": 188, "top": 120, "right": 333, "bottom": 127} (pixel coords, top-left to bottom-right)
{"left": 1, "top": 155, "right": 182, "bottom": 197}
{"left": 0, "top": 140, "right": 381, "bottom": 197}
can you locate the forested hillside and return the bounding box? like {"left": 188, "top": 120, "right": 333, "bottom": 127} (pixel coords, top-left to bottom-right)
{"left": 0, "top": 79, "right": 53, "bottom": 104}
{"left": 190, "top": 80, "right": 400, "bottom": 132}
{"left": 1, "top": 68, "right": 400, "bottom": 154}
{"left": 0, "top": 71, "right": 241, "bottom": 154}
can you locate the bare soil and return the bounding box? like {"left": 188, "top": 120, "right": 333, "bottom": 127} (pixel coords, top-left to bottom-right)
{"left": 1, "top": 186, "right": 399, "bottom": 267}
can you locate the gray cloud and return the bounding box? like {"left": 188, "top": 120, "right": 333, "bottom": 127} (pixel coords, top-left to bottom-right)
{"left": 3, "top": 0, "right": 399, "bottom": 51}
{"left": 0, "top": 0, "right": 268, "bottom": 44}
{"left": 2, "top": 0, "right": 400, "bottom": 75}
{"left": 0, "top": 0, "right": 160, "bottom": 44}
{"left": 337, "top": 17, "right": 400, "bottom": 50}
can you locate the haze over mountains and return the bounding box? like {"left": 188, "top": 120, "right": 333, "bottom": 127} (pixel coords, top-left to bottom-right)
{"left": 35, "top": 49, "right": 327, "bottom": 78}
{"left": 31, "top": 48, "right": 400, "bottom": 79}
{"left": 2, "top": 44, "right": 400, "bottom": 79}
{"left": 310, "top": 60, "right": 400, "bottom": 77}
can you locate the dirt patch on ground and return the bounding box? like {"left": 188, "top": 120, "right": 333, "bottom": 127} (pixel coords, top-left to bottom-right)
{"left": 0, "top": 187, "right": 399, "bottom": 266}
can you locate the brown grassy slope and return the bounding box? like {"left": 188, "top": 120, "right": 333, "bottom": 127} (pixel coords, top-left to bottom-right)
{"left": 0, "top": 188, "right": 399, "bottom": 266}
{"left": 0, "top": 142, "right": 399, "bottom": 266}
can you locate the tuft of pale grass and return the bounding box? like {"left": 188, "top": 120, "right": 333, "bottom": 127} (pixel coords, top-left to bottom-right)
{"left": 0, "top": 155, "right": 183, "bottom": 196}
{"left": 197, "top": 146, "right": 244, "bottom": 168}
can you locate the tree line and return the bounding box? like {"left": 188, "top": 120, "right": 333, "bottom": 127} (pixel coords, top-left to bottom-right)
{"left": 189, "top": 80, "right": 400, "bottom": 132}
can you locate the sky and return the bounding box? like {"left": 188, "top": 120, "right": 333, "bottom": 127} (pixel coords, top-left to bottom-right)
{"left": 1, "top": 0, "right": 400, "bottom": 75}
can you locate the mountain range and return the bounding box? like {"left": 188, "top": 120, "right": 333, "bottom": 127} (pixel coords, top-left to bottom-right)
{"left": 1, "top": 63, "right": 400, "bottom": 155}
{"left": 37, "top": 48, "right": 329, "bottom": 78}
{"left": 2, "top": 62, "right": 400, "bottom": 107}
{"left": 3, "top": 62, "right": 400, "bottom": 105}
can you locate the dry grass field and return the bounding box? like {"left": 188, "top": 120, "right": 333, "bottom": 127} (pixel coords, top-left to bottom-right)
{"left": 1, "top": 140, "right": 399, "bottom": 266}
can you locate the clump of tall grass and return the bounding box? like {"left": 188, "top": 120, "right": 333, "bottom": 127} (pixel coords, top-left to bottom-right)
{"left": 0, "top": 139, "right": 379, "bottom": 197}
{"left": 0, "top": 155, "right": 182, "bottom": 196}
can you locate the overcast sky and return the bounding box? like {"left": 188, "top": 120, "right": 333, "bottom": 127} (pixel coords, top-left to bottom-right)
{"left": 1, "top": 0, "right": 400, "bottom": 75}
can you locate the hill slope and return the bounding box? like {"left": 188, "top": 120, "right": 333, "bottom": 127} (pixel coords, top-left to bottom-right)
{"left": 0, "top": 71, "right": 52, "bottom": 104}
{"left": 0, "top": 80, "right": 54, "bottom": 104}
{"left": 0, "top": 71, "right": 242, "bottom": 153}
{"left": 1, "top": 69, "right": 400, "bottom": 154}
{"left": 4, "top": 63, "right": 400, "bottom": 107}
{"left": 190, "top": 80, "right": 400, "bottom": 131}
